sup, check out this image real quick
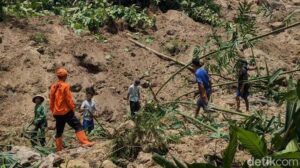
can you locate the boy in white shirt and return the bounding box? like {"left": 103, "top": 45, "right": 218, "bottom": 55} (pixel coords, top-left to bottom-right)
{"left": 80, "top": 90, "right": 97, "bottom": 133}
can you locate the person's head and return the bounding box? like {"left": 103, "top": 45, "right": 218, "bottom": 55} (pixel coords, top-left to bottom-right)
{"left": 32, "top": 95, "right": 44, "bottom": 105}
{"left": 134, "top": 79, "right": 140, "bottom": 86}
{"left": 192, "top": 58, "right": 203, "bottom": 70}
{"left": 56, "top": 68, "right": 68, "bottom": 81}
{"left": 238, "top": 59, "right": 248, "bottom": 69}
{"left": 86, "top": 92, "right": 93, "bottom": 101}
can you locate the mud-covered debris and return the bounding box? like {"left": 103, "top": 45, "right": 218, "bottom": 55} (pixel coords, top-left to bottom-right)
{"left": 70, "top": 83, "right": 82, "bottom": 92}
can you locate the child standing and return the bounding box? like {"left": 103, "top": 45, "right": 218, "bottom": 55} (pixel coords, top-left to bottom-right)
{"left": 80, "top": 90, "right": 97, "bottom": 133}
{"left": 31, "top": 95, "right": 47, "bottom": 146}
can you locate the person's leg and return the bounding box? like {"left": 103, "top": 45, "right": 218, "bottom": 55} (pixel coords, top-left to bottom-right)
{"left": 40, "top": 127, "right": 46, "bottom": 146}
{"left": 236, "top": 90, "right": 241, "bottom": 111}
{"left": 129, "top": 101, "right": 134, "bottom": 117}
{"left": 89, "top": 120, "right": 94, "bottom": 133}
{"left": 65, "top": 111, "right": 83, "bottom": 133}
{"left": 54, "top": 115, "right": 66, "bottom": 151}
{"left": 195, "top": 98, "right": 202, "bottom": 118}
{"left": 244, "top": 97, "right": 249, "bottom": 112}
{"left": 134, "top": 101, "right": 140, "bottom": 115}
{"left": 66, "top": 111, "right": 95, "bottom": 146}
{"left": 31, "top": 126, "right": 38, "bottom": 146}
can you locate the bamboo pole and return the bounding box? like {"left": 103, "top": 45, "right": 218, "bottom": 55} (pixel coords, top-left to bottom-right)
{"left": 178, "top": 112, "right": 218, "bottom": 132}
{"left": 128, "top": 38, "right": 194, "bottom": 72}
{"left": 154, "top": 22, "right": 300, "bottom": 96}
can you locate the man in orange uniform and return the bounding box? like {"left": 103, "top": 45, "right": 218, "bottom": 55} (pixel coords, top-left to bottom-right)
{"left": 49, "top": 68, "right": 95, "bottom": 151}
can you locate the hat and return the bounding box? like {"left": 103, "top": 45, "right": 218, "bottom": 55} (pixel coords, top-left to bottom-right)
{"left": 56, "top": 68, "right": 68, "bottom": 77}
{"left": 32, "top": 95, "right": 45, "bottom": 103}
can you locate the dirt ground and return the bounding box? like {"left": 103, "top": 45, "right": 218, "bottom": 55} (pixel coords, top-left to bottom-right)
{"left": 0, "top": 0, "right": 300, "bottom": 167}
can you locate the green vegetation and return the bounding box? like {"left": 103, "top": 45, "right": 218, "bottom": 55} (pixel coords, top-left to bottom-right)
{"left": 30, "top": 32, "right": 48, "bottom": 44}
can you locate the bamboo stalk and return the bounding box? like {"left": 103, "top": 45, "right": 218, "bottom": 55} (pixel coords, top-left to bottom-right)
{"left": 178, "top": 112, "right": 218, "bottom": 132}
{"left": 128, "top": 38, "right": 194, "bottom": 72}
{"left": 154, "top": 22, "right": 300, "bottom": 96}
{"left": 155, "top": 63, "right": 192, "bottom": 96}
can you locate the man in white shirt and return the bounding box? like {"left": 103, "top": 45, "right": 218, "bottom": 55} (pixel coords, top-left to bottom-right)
{"left": 127, "top": 79, "right": 141, "bottom": 117}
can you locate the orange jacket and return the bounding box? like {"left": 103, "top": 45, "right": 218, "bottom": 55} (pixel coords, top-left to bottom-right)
{"left": 49, "top": 80, "right": 75, "bottom": 116}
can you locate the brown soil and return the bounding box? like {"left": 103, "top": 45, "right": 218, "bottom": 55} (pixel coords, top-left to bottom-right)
{"left": 0, "top": 0, "right": 300, "bottom": 167}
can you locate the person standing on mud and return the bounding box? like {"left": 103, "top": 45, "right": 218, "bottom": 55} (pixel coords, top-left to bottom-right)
{"left": 192, "top": 58, "right": 212, "bottom": 118}
{"left": 31, "top": 95, "right": 47, "bottom": 147}
{"left": 127, "top": 79, "right": 141, "bottom": 117}
{"left": 79, "top": 89, "right": 98, "bottom": 133}
{"left": 49, "top": 68, "right": 95, "bottom": 152}
{"left": 236, "top": 59, "right": 256, "bottom": 112}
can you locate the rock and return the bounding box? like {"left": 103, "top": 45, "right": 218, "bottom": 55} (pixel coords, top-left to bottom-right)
{"left": 166, "top": 29, "right": 176, "bottom": 36}
{"left": 60, "top": 159, "right": 89, "bottom": 168}
{"left": 70, "top": 83, "right": 82, "bottom": 92}
{"left": 270, "top": 22, "right": 285, "bottom": 30}
{"left": 37, "top": 47, "right": 45, "bottom": 55}
{"left": 80, "top": 57, "right": 106, "bottom": 74}
{"left": 136, "top": 152, "right": 152, "bottom": 164}
{"left": 39, "top": 153, "right": 64, "bottom": 168}
{"left": 105, "top": 54, "right": 112, "bottom": 60}
{"left": 130, "top": 52, "right": 136, "bottom": 57}
{"left": 11, "top": 146, "right": 41, "bottom": 166}
{"left": 101, "top": 107, "right": 114, "bottom": 122}
{"left": 102, "top": 160, "right": 117, "bottom": 168}
{"left": 141, "top": 82, "right": 150, "bottom": 88}
{"left": 73, "top": 52, "right": 88, "bottom": 60}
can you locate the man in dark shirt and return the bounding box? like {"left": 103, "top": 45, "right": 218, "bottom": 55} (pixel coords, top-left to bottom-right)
{"left": 236, "top": 60, "right": 256, "bottom": 112}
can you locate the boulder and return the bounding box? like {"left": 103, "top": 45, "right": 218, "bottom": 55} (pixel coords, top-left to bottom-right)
{"left": 60, "top": 159, "right": 89, "bottom": 168}
{"left": 270, "top": 22, "right": 285, "bottom": 30}
{"left": 102, "top": 160, "right": 117, "bottom": 168}
{"left": 39, "top": 153, "right": 63, "bottom": 168}
{"left": 70, "top": 83, "right": 82, "bottom": 92}
{"left": 11, "top": 146, "right": 41, "bottom": 166}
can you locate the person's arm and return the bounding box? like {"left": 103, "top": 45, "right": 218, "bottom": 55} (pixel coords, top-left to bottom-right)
{"left": 49, "top": 85, "right": 55, "bottom": 113}
{"left": 65, "top": 85, "right": 75, "bottom": 112}
{"left": 79, "top": 101, "right": 85, "bottom": 113}
{"left": 127, "top": 87, "right": 131, "bottom": 101}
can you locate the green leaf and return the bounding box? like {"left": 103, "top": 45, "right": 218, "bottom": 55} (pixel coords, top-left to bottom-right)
{"left": 269, "top": 69, "right": 283, "bottom": 85}
{"left": 186, "top": 163, "right": 217, "bottom": 168}
{"left": 297, "top": 80, "right": 300, "bottom": 99}
{"left": 223, "top": 128, "right": 238, "bottom": 168}
{"left": 172, "top": 156, "right": 187, "bottom": 168}
{"left": 276, "top": 139, "right": 299, "bottom": 155}
{"left": 152, "top": 153, "right": 177, "bottom": 168}
{"left": 273, "top": 152, "right": 300, "bottom": 159}
{"left": 234, "top": 127, "right": 267, "bottom": 159}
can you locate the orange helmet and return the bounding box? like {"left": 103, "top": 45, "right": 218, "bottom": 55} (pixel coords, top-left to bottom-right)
{"left": 56, "top": 68, "right": 68, "bottom": 77}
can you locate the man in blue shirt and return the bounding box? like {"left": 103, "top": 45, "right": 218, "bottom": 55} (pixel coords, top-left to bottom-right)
{"left": 192, "top": 58, "right": 212, "bottom": 118}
